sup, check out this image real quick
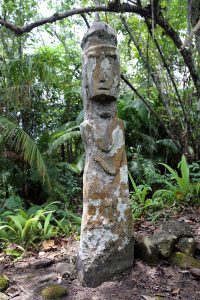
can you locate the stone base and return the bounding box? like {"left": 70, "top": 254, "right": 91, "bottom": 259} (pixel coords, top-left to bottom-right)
{"left": 77, "top": 238, "right": 134, "bottom": 287}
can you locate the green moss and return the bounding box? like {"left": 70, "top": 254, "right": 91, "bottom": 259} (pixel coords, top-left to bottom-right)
{"left": 41, "top": 285, "right": 68, "bottom": 299}
{"left": 170, "top": 252, "right": 200, "bottom": 269}
{"left": 0, "top": 275, "right": 9, "bottom": 292}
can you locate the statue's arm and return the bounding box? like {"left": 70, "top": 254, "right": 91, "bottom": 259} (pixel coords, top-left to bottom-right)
{"left": 94, "top": 155, "right": 116, "bottom": 175}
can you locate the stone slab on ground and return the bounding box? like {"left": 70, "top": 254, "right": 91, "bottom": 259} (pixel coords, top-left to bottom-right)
{"left": 161, "top": 220, "right": 194, "bottom": 238}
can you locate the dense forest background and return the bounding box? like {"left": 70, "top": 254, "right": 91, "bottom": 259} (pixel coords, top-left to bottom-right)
{"left": 0, "top": 0, "right": 199, "bottom": 248}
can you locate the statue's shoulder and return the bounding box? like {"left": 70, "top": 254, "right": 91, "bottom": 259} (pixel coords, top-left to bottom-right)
{"left": 80, "top": 120, "right": 95, "bottom": 131}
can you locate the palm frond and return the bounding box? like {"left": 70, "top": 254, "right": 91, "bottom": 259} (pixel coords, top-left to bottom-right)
{"left": 156, "top": 139, "right": 179, "bottom": 153}
{"left": 48, "top": 125, "right": 80, "bottom": 154}
{"left": 0, "top": 116, "right": 50, "bottom": 188}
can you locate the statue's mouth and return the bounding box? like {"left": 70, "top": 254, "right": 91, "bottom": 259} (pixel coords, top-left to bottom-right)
{"left": 98, "top": 88, "right": 109, "bottom": 90}
{"left": 99, "top": 112, "right": 112, "bottom": 118}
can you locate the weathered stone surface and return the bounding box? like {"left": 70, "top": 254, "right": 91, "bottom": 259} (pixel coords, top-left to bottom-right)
{"left": 32, "top": 259, "right": 53, "bottom": 269}
{"left": 77, "top": 238, "right": 134, "bottom": 287}
{"left": 0, "top": 292, "right": 9, "bottom": 300}
{"left": 190, "top": 268, "right": 200, "bottom": 278}
{"left": 55, "top": 262, "right": 77, "bottom": 280}
{"left": 161, "top": 221, "right": 193, "bottom": 238}
{"left": 135, "top": 235, "right": 159, "bottom": 265}
{"left": 152, "top": 231, "right": 177, "bottom": 258}
{"left": 77, "top": 21, "right": 134, "bottom": 287}
{"left": 177, "top": 237, "right": 196, "bottom": 256}
{"left": 38, "top": 273, "right": 57, "bottom": 284}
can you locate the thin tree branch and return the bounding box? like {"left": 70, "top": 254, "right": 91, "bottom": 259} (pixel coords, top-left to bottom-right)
{"left": 0, "top": 2, "right": 199, "bottom": 96}
{"left": 121, "top": 74, "right": 181, "bottom": 152}
{"left": 0, "top": 4, "right": 150, "bottom": 36}
{"left": 81, "top": 14, "right": 90, "bottom": 28}
{"left": 121, "top": 16, "right": 174, "bottom": 120}
{"left": 144, "top": 17, "right": 189, "bottom": 128}
{"left": 155, "top": 14, "right": 200, "bottom": 96}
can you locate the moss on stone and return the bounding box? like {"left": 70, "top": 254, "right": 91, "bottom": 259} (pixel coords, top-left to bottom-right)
{"left": 0, "top": 275, "right": 9, "bottom": 292}
{"left": 41, "top": 284, "right": 68, "bottom": 299}
{"left": 170, "top": 252, "right": 200, "bottom": 269}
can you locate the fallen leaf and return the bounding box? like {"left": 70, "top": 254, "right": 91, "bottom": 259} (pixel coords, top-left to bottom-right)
{"left": 171, "top": 288, "right": 181, "bottom": 295}
{"left": 142, "top": 295, "right": 156, "bottom": 300}
{"left": 42, "top": 239, "right": 55, "bottom": 250}
{"left": 147, "top": 267, "right": 157, "bottom": 279}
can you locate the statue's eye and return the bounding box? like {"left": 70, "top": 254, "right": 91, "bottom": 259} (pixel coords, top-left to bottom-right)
{"left": 88, "top": 54, "right": 99, "bottom": 59}
{"left": 106, "top": 54, "right": 117, "bottom": 60}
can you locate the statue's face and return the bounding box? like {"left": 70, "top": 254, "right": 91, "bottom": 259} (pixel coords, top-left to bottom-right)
{"left": 83, "top": 45, "right": 120, "bottom": 101}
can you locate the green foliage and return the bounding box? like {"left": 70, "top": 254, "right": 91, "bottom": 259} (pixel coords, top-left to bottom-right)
{"left": 129, "top": 155, "right": 200, "bottom": 220}
{"left": 5, "top": 244, "right": 25, "bottom": 259}
{"left": 0, "top": 207, "right": 56, "bottom": 246}
{"left": 4, "top": 195, "right": 24, "bottom": 210}
{"left": 0, "top": 116, "right": 50, "bottom": 187}
{"left": 129, "top": 171, "right": 156, "bottom": 219}
{"left": 157, "top": 155, "right": 200, "bottom": 202}
{"left": 0, "top": 201, "right": 81, "bottom": 247}
{"left": 48, "top": 123, "right": 81, "bottom": 155}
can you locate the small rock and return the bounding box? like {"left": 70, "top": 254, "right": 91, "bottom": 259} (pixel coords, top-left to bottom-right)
{"left": 177, "top": 237, "right": 195, "bottom": 256}
{"left": 161, "top": 220, "right": 193, "bottom": 238}
{"left": 38, "top": 251, "right": 46, "bottom": 257}
{"left": 32, "top": 259, "right": 53, "bottom": 269}
{"left": 0, "top": 292, "right": 9, "bottom": 300}
{"left": 135, "top": 235, "right": 159, "bottom": 265}
{"left": 55, "top": 263, "right": 70, "bottom": 275}
{"left": 170, "top": 252, "right": 200, "bottom": 269}
{"left": 41, "top": 284, "right": 68, "bottom": 299}
{"left": 152, "top": 231, "right": 177, "bottom": 258}
{"left": 55, "top": 262, "right": 77, "bottom": 280}
{"left": 190, "top": 268, "right": 200, "bottom": 278}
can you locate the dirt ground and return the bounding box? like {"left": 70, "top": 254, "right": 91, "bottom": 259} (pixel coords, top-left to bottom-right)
{"left": 0, "top": 208, "right": 200, "bottom": 300}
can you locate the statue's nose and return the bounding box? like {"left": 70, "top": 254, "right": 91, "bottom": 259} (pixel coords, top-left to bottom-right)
{"left": 99, "top": 67, "right": 107, "bottom": 82}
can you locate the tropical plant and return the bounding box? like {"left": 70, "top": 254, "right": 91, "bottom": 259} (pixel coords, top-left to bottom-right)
{"left": 0, "top": 116, "right": 50, "bottom": 187}
{"left": 0, "top": 207, "right": 57, "bottom": 246}
{"left": 153, "top": 155, "right": 200, "bottom": 203}
{"left": 129, "top": 171, "right": 154, "bottom": 218}
{"left": 0, "top": 200, "right": 82, "bottom": 247}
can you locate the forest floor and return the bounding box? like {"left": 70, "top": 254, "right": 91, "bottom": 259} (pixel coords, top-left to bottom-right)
{"left": 0, "top": 207, "right": 200, "bottom": 300}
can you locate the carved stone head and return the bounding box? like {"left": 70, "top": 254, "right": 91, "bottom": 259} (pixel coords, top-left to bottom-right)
{"left": 81, "top": 22, "right": 120, "bottom": 106}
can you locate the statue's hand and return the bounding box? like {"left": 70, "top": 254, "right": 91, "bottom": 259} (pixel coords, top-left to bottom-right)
{"left": 94, "top": 155, "right": 116, "bottom": 175}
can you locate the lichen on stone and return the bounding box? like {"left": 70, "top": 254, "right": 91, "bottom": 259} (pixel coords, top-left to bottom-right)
{"left": 170, "top": 252, "right": 200, "bottom": 269}
{"left": 0, "top": 275, "right": 9, "bottom": 292}
{"left": 41, "top": 284, "right": 68, "bottom": 299}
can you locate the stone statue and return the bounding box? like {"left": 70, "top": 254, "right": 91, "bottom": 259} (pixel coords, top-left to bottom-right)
{"left": 77, "top": 21, "right": 134, "bottom": 287}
